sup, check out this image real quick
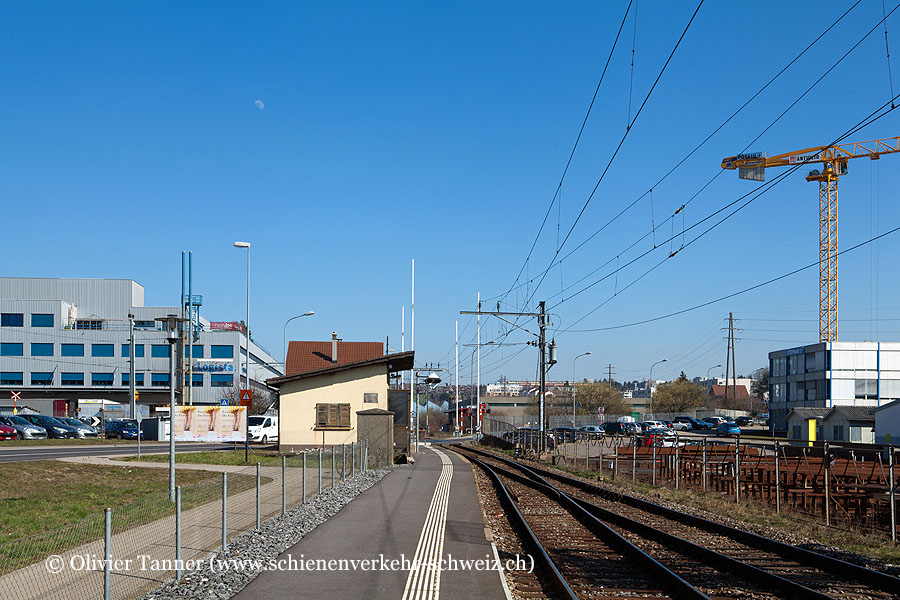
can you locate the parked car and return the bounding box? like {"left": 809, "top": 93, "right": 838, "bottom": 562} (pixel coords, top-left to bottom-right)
{"left": 248, "top": 415, "right": 279, "bottom": 444}
{"left": 735, "top": 416, "right": 754, "bottom": 427}
{"left": 105, "top": 419, "right": 144, "bottom": 440}
{"left": 671, "top": 417, "right": 693, "bottom": 431}
{"left": 704, "top": 416, "right": 727, "bottom": 427}
{"left": 577, "top": 425, "right": 603, "bottom": 438}
{"left": 21, "top": 415, "right": 80, "bottom": 438}
{"left": 641, "top": 427, "right": 681, "bottom": 447}
{"left": 601, "top": 421, "right": 636, "bottom": 435}
{"left": 0, "top": 422, "right": 17, "bottom": 440}
{"left": 641, "top": 420, "right": 665, "bottom": 430}
{"left": 717, "top": 421, "right": 741, "bottom": 437}
{"left": 56, "top": 417, "right": 98, "bottom": 438}
{"left": 0, "top": 416, "right": 47, "bottom": 439}
{"left": 509, "top": 428, "right": 555, "bottom": 450}
{"left": 552, "top": 427, "right": 577, "bottom": 443}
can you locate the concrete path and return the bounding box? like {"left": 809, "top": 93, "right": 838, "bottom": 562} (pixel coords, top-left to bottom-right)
{"left": 234, "top": 446, "right": 507, "bottom": 600}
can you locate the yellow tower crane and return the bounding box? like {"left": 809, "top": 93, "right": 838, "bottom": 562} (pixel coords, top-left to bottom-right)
{"left": 722, "top": 136, "right": 900, "bottom": 342}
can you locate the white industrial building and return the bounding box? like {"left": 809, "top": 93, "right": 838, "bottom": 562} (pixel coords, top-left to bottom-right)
{"left": 0, "top": 277, "right": 281, "bottom": 418}
{"left": 768, "top": 342, "right": 900, "bottom": 435}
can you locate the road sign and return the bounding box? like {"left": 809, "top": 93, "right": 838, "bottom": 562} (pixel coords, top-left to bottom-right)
{"left": 220, "top": 398, "right": 228, "bottom": 406}
{"left": 90, "top": 416, "right": 101, "bottom": 428}
{"left": 11, "top": 391, "right": 20, "bottom": 415}
{"left": 239, "top": 389, "right": 252, "bottom": 407}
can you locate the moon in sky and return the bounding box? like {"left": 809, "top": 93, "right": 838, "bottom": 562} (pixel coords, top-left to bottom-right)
{"left": 254, "top": 100, "right": 265, "bottom": 110}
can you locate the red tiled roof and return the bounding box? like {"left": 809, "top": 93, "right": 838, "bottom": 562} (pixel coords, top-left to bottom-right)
{"left": 285, "top": 340, "right": 384, "bottom": 376}
{"left": 710, "top": 384, "right": 750, "bottom": 400}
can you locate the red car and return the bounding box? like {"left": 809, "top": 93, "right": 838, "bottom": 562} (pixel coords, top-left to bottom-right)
{"left": 0, "top": 422, "right": 17, "bottom": 440}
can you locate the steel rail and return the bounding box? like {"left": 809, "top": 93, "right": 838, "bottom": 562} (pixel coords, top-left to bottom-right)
{"left": 460, "top": 444, "right": 900, "bottom": 595}
{"left": 465, "top": 453, "right": 711, "bottom": 600}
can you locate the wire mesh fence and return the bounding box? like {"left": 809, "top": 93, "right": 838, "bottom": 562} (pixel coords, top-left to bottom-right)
{"left": 0, "top": 441, "right": 370, "bottom": 600}
{"left": 483, "top": 416, "right": 899, "bottom": 541}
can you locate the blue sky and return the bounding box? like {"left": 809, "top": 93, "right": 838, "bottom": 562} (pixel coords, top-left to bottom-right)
{"left": 2, "top": 1, "right": 899, "bottom": 384}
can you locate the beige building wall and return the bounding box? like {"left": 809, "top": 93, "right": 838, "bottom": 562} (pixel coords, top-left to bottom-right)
{"left": 278, "top": 363, "right": 389, "bottom": 448}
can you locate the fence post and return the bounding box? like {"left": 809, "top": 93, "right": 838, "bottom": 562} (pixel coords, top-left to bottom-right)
{"left": 175, "top": 486, "right": 182, "bottom": 581}
{"left": 332, "top": 445, "right": 336, "bottom": 487}
{"left": 104, "top": 507, "right": 111, "bottom": 600}
{"left": 352, "top": 442, "right": 357, "bottom": 476}
{"left": 364, "top": 440, "right": 369, "bottom": 471}
{"left": 342, "top": 444, "right": 346, "bottom": 480}
{"left": 632, "top": 435, "right": 637, "bottom": 482}
{"left": 255, "top": 462, "right": 261, "bottom": 530}
{"left": 734, "top": 439, "right": 740, "bottom": 503}
{"left": 302, "top": 452, "right": 306, "bottom": 505}
{"left": 889, "top": 445, "right": 895, "bottom": 543}
{"left": 652, "top": 442, "right": 657, "bottom": 486}
{"left": 598, "top": 435, "right": 603, "bottom": 476}
{"left": 702, "top": 438, "right": 707, "bottom": 492}
{"left": 318, "top": 448, "right": 323, "bottom": 495}
{"left": 222, "top": 472, "right": 228, "bottom": 552}
{"left": 674, "top": 438, "right": 680, "bottom": 490}
{"left": 282, "top": 456, "right": 287, "bottom": 514}
{"left": 613, "top": 435, "right": 619, "bottom": 480}
{"left": 824, "top": 441, "right": 831, "bottom": 526}
{"left": 774, "top": 440, "right": 781, "bottom": 514}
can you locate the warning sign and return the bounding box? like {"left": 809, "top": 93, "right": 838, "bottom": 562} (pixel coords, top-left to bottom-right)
{"left": 239, "top": 389, "right": 252, "bottom": 407}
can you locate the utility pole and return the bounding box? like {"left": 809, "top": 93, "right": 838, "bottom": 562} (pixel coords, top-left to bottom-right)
{"left": 455, "top": 320, "right": 459, "bottom": 437}
{"left": 460, "top": 302, "right": 547, "bottom": 450}
{"left": 724, "top": 313, "right": 736, "bottom": 409}
{"left": 476, "top": 293, "right": 481, "bottom": 438}
{"left": 129, "top": 314, "right": 136, "bottom": 418}
{"left": 607, "top": 364, "right": 615, "bottom": 390}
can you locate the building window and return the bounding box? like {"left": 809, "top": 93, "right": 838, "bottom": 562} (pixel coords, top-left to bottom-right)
{"left": 184, "top": 373, "right": 203, "bottom": 387}
{"left": 792, "top": 425, "right": 801, "bottom": 439}
{"left": 92, "top": 373, "right": 114, "bottom": 386}
{"left": 151, "top": 373, "right": 169, "bottom": 387}
{"left": 31, "top": 343, "right": 54, "bottom": 357}
{"left": 850, "top": 426, "right": 863, "bottom": 442}
{"left": 1, "top": 314, "right": 24, "bottom": 327}
{"left": 1, "top": 343, "right": 23, "bottom": 357}
{"left": 61, "top": 372, "right": 84, "bottom": 386}
{"left": 363, "top": 393, "right": 378, "bottom": 404}
{"left": 61, "top": 344, "right": 85, "bottom": 357}
{"left": 210, "top": 374, "right": 232, "bottom": 387}
{"left": 184, "top": 344, "right": 204, "bottom": 359}
{"left": 31, "top": 314, "right": 54, "bottom": 327}
{"left": 210, "top": 345, "right": 234, "bottom": 359}
{"left": 854, "top": 379, "right": 878, "bottom": 400}
{"left": 151, "top": 344, "right": 169, "bottom": 358}
{"left": 75, "top": 319, "right": 103, "bottom": 330}
{"left": 92, "top": 344, "right": 115, "bottom": 357}
{"left": 31, "top": 372, "right": 53, "bottom": 385}
{"left": 122, "top": 373, "right": 145, "bottom": 386}
{"left": 0, "top": 372, "right": 23, "bottom": 385}
{"left": 134, "top": 320, "right": 156, "bottom": 329}
{"left": 833, "top": 425, "right": 844, "bottom": 441}
{"left": 122, "top": 344, "right": 145, "bottom": 358}
{"left": 315, "top": 403, "right": 351, "bottom": 429}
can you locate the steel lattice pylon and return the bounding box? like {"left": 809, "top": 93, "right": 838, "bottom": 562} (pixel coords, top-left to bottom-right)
{"left": 817, "top": 175, "right": 838, "bottom": 341}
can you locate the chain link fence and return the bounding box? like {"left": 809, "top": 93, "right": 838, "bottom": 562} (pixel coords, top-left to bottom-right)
{"left": 0, "top": 441, "right": 370, "bottom": 600}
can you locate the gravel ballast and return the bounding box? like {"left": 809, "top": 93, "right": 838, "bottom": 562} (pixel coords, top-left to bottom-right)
{"left": 141, "top": 469, "right": 390, "bottom": 600}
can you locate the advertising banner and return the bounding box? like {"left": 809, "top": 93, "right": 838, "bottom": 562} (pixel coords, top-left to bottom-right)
{"left": 172, "top": 405, "right": 246, "bottom": 442}
{"left": 209, "top": 322, "right": 243, "bottom": 331}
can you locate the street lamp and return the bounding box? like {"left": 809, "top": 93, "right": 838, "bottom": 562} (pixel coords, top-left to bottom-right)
{"left": 156, "top": 314, "right": 186, "bottom": 503}
{"left": 424, "top": 372, "right": 441, "bottom": 440}
{"left": 572, "top": 352, "right": 592, "bottom": 428}
{"left": 233, "top": 241, "right": 251, "bottom": 462}
{"left": 707, "top": 364, "right": 722, "bottom": 382}
{"left": 648, "top": 359, "right": 668, "bottom": 417}
{"left": 283, "top": 311, "right": 315, "bottom": 368}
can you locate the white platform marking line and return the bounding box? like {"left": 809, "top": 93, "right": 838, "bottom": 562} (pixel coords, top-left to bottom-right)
{"left": 402, "top": 447, "right": 453, "bottom": 600}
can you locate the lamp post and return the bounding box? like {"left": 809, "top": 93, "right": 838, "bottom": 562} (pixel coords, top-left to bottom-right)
{"left": 423, "top": 372, "right": 441, "bottom": 440}
{"left": 156, "top": 314, "right": 186, "bottom": 502}
{"left": 572, "top": 352, "right": 592, "bottom": 428}
{"left": 234, "top": 241, "right": 251, "bottom": 462}
{"left": 707, "top": 364, "right": 722, "bottom": 382}
{"left": 648, "top": 359, "right": 667, "bottom": 417}
{"left": 283, "top": 311, "right": 315, "bottom": 368}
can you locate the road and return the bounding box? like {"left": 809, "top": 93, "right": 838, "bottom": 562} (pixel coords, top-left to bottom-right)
{"left": 0, "top": 442, "right": 234, "bottom": 463}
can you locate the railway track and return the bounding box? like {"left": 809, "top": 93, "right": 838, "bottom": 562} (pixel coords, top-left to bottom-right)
{"left": 455, "top": 445, "right": 900, "bottom": 600}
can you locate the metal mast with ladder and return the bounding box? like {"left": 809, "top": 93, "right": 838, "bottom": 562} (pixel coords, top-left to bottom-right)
{"left": 722, "top": 136, "right": 900, "bottom": 341}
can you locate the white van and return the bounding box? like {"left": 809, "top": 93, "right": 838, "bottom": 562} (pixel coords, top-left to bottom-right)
{"left": 248, "top": 415, "right": 278, "bottom": 444}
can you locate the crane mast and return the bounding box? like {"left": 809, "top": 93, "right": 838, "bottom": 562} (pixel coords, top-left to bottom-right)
{"left": 722, "top": 136, "right": 900, "bottom": 342}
